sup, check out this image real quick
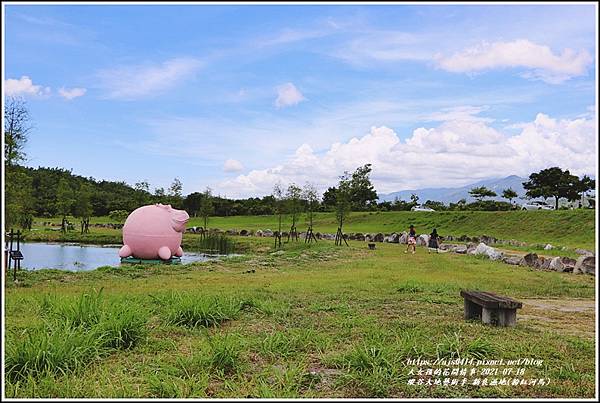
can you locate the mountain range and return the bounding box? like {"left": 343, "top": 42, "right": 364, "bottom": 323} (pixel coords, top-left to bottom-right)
{"left": 378, "top": 175, "right": 529, "bottom": 204}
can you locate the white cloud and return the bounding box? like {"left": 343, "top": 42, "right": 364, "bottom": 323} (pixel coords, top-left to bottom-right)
{"left": 436, "top": 39, "right": 592, "bottom": 83}
{"left": 275, "top": 82, "right": 306, "bottom": 108}
{"left": 4, "top": 76, "right": 50, "bottom": 97}
{"left": 419, "top": 105, "right": 494, "bottom": 123}
{"left": 98, "top": 57, "right": 202, "bottom": 99}
{"left": 58, "top": 87, "right": 87, "bottom": 100}
{"left": 223, "top": 159, "right": 244, "bottom": 173}
{"left": 334, "top": 31, "right": 433, "bottom": 66}
{"left": 216, "top": 109, "right": 597, "bottom": 198}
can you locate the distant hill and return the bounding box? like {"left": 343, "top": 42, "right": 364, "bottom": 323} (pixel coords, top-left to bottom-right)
{"left": 378, "top": 175, "right": 528, "bottom": 204}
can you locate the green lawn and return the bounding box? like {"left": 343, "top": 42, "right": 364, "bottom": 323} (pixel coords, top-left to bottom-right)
{"left": 26, "top": 209, "right": 596, "bottom": 250}
{"left": 4, "top": 238, "right": 596, "bottom": 398}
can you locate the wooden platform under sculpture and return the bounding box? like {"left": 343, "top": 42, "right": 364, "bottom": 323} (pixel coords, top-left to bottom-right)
{"left": 460, "top": 290, "right": 523, "bottom": 327}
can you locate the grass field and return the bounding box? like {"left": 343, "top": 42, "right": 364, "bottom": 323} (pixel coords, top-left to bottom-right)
{"left": 25, "top": 209, "right": 596, "bottom": 250}
{"left": 4, "top": 237, "right": 596, "bottom": 398}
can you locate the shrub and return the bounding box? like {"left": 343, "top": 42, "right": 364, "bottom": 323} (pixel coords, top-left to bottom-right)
{"left": 5, "top": 324, "right": 104, "bottom": 382}
{"left": 155, "top": 293, "right": 242, "bottom": 328}
{"left": 205, "top": 334, "right": 243, "bottom": 374}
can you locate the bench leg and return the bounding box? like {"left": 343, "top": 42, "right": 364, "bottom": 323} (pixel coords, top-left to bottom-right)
{"left": 464, "top": 299, "right": 482, "bottom": 321}
{"left": 482, "top": 308, "right": 517, "bottom": 326}
{"left": 481, "top": 308, "right": 498, "bottom": 325}
{"left": 497, "top": 309, "right": 517, "bottom": 327}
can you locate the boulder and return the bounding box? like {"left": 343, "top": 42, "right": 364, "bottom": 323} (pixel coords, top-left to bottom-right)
{"left": 354, "top": 233, "right": 365, "bottom": 241}
{"left": 520, "top": 253, "right": 538, "bottom": 267}
{"left": 454, "top": 245, "right": 468, "bottom": 254}
{"left": 239, "top": 229, "right": 249, "bottom": 236}
{"left": 573, "top": 256, "right": 595, "bottom": 275}
{"left": 466, "top": 243, "right": 477, "bottom": 254}
{"left": 480, "top": 235, "right": 497, "bottom": 245}
{"left": 502, "top": 255, "right": 522, "bottom": 265}
{"left": 544, "top": 244, "right": 553, "bottom": 250}
{"left": 384, "top": 233, "right": 399, "bottom": 243}
{"left": 255, "top": 229, "right": 264, "bottom": 237}
{"left": 549, "top": 256, "right": 577, "bottom": 273}
{"left": 314, "top": 232, "right": 322, "bottom": 239}
{"left": 416, "top": 234, "right": 429, "bottom": 246}
{"left": 444, "top": 235, "right": 454, "bottom": 242}
{"left": 365, "top": 234, "right": 373, "bottom": 242}
{"left": 501, "top": 239, "right": 526, "bottom": 247}
{"left": 373, "top": 233, "right": 385, "bottom": 242}
{"left": 535, "top": 256, "right": 551, "bottom": 270}
{"left": 347, "top": 233, "right": 356, "bottom": 240}
{"left": 398, "top": 232, "right": 408, "bottom": 244}
{"left": 471, "top": 242, "right": 503, "bottom": 260}
{"left": 321, "top": 233, "right": 335, "bottom": 240}
{"left": 575, "top": 248, "right": 595, "bottom": 256}
{"left": 226, "top": 229, "right": 239, "bottom": 236}
{"left": 263, "top": 229, "right": 274, "bottom": 237}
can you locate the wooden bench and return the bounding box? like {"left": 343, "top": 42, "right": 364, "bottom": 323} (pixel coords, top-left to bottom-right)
{"left": 460, "top": 290, "right": 523, "bottom": 327}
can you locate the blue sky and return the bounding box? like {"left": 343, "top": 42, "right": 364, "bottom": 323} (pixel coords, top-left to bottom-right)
{"left": 4, "top": 3, "right": 597, "bottom": 197}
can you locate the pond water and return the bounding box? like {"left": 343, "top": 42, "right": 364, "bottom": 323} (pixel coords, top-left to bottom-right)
{"left": 13, "top": 242, "right": 216, "bottom": 272}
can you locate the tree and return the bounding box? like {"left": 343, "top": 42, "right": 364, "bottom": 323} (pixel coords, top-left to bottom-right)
{"left": 423, "top": 200, "right": 445, "bottom": 211}
{"left": 448, "top": 198, "right": 467, "bottom": 211}
{"left": 168, "top": 178, "right": 184, "bottom": 208}
{"left": 303, "top": 182, "right": 320, "bottom": 243}
{"left": 469, "top": 186, "right": 497, "bottom": 202}
{"left": 183, "top": 192, "right": 203, "bottom": 217}
{"left": 522, "top": 167, "right": 580, "bottom": 210}
{"left": 199, "top": 187, "right": 214, "bottom": 234}
{"left": 4, "top": 167, "right": 35, "bottom": 230}
{"left": 321, "top": 186, "right": 337, "bottom": 211}
{"left": 272, "top": 182, "right": 285, "bottom": 248}
{"left": 134, "top": 181, "right": 150, "bottom": 192}
{"left": 134, "top": 180, "right": 151, "bottom": 207}
{"left": 153, "top": 187, "right": 166, "bottom": 204}
{"left": 4, "top": 96, "right": 33, "bottom": 166}
{"left": 286, "top": 183, "right": 303, "bottom": 241}
{"left": 335, "top": 172, "right": 352, "bottom": 246}
{"left": 576, "top": 175, "right": 595, "bottom": 207}
{"left": 56, "top": 178, "right": 75, "bottom": 232}
{"left": 410, "top": 193, "right": 419, "bottom": 206}
{"left": 73, "top": 183, "right": 94, "bottom": 233}
{"left": 502, "top": 188, "right": 518, "bottom": 207}
{"left": 348, "top": 164, "right": 378, "bottom": 210}
{"left": 109, "top": 210, "right": 129, "bottom": 222}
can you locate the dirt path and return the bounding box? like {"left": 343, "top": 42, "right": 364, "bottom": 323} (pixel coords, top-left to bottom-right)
{"left": 519, "top": 298, "right": 596, "bottom": 339}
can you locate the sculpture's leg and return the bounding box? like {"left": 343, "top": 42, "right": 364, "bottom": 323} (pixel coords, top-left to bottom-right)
{"left": 119, "top": 245, "right": 132, "bottom": 258}
{"left": 158, "top": 246, "right": 172, "bottom": 260}
{"left": 175, "top": 247, "right": 183, "bottom": 257}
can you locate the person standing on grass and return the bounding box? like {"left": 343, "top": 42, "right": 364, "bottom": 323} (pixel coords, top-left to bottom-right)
{"left": 428, "top": 228, "right": 441, "bottom": 253}
{"left": 405, "top": 224, "right": 417, "bottom": 254}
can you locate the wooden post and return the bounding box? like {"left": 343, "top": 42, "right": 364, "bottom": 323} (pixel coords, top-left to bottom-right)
{"left": 305, "top": 226, "right": 318, "bottom": 244}
{"left": 335, "top": 227, "right": 348, "bottom": 246}
{"left": 7, "top": 229, "right": 14, "bottom": 274}
{"left": 464, "top": 299, "right": 482, "bottom": 320}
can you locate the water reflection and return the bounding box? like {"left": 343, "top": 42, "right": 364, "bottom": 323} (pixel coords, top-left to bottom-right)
{"left": 16, "top": 242, "right": 213, "bottom": 272}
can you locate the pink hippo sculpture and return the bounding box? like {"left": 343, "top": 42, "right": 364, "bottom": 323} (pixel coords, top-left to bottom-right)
{"left": 119, "top": 204, "right": 190, "bottom": 260}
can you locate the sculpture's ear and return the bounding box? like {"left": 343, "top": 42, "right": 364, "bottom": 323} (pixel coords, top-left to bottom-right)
{"left": 171, "top": 210, "right": 190, "bottom": 232}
